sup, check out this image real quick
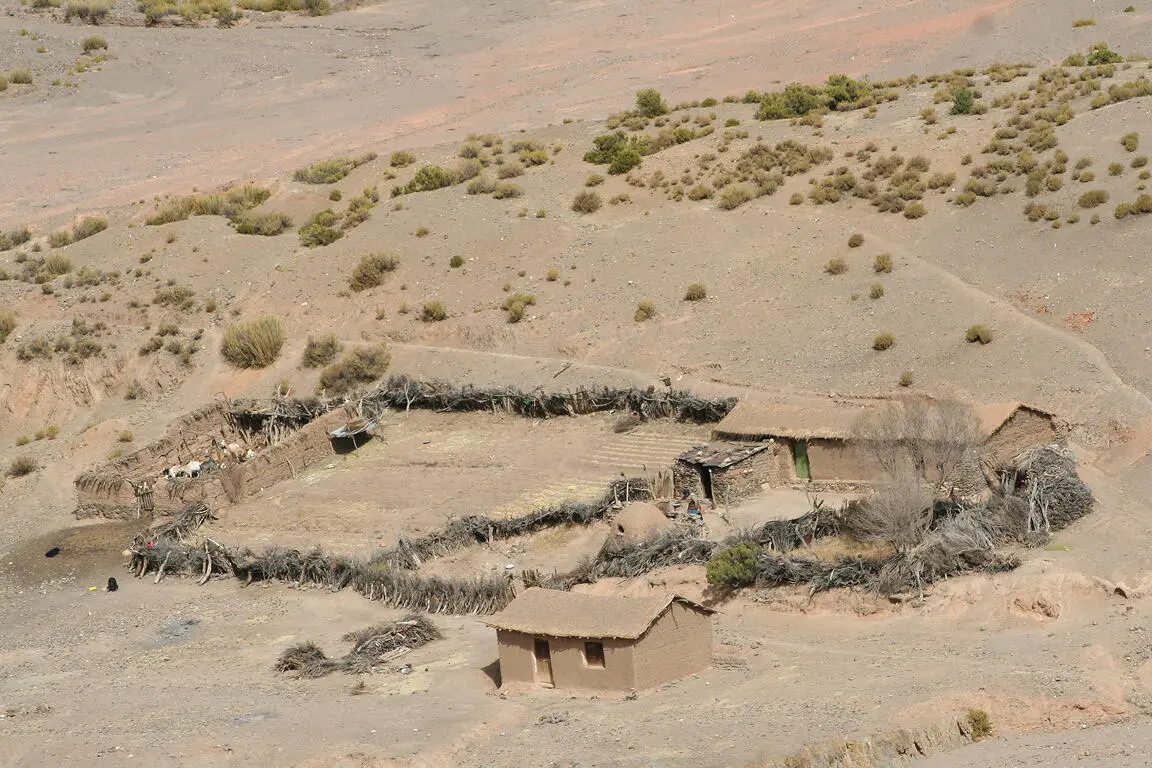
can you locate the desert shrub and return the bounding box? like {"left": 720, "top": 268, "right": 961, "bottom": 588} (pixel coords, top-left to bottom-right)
{"left": 684, "top": 283, "right": 707, "bottom": 301}
{"left": 967, "top": 709, "right": 993, "bottom": 741}
{"left": 7, "top": 456, "right": 37, "bottom": 478}
{"left": 585, "top": 173, "right": 605, "bottom": 187}
{"left": 898, "top": 371, "right": 914, "bottom": 387}
{"left": 920, "top": 107, "right": 937, "bottom": 124}
{"left": 220, "top": 316, "right": 285, "bottom": 368}
{"left": 349, "top": 252, "right": 399, "bottom": 291}
{"left": 0, "top": 309, "right": 16, "bottom": 343}
{"left": 706, "top": 542, "right": 760, "bottom": 588}
{"left": 301, "top": 333, "right": 341, "bottom": 368}
{"left": 965, "top": 324, "right": 994, "bottom": 344}
{"left": 872, "top": 332, "right": 895, "bottom": 350}
{"left": 43, "top": 253, "right": 72, "bottom": 277}
{"left": 950, "top": 87, "right": 974, "bottom": 115}
{"left": 1063, "top": 52, "right": 1086, "bottom": 66}
{"left": 1088, "top": 44, "right": 1124, "bottom": 65}
{"left": 874, "top": 253, "right": 894, "bottom": 273}
{"left": 390, "top": 150, "right": 415, "bottom": 167}
{"left": 117, "top": 430, "right": 134, "bottom": 443}
{"left": 146, "top": 184, "right": 270, "bottom": 225}
{"left": 501, "top": 292, "right": 536, "bottom": 323}
{"left": 1078, "top": 190, "right": 1109, "bottom": 208}
{"left": 545, "top": 267, "right": 560, "bottom": 282}
{"left": 1122, "top": 132, "right": 1141, "bottom": 152}
{"left": 497, "top": 162, "right": 524, "bottom": 180}
{"left": 1125, "top": 4, "right": 1136, "bottom": 10}
{"left": 294, "top": 153, "right": 376, "bottom": 184}
{"left": 608, "top": 149, "right": 643, "bottom": 175}
{"left": 492, "top": 182, "right": 523, "bottom": 199}
{"left": 572, "top": 191, "right": 602, "bottom": 214}
{"left": 847, "top": 233, "right": 864, "bottom": 248}
{"left": 0, "top": 75, "right": 7, "bottom": 93}
{"left": 1133, "top": 156, "right": 1149, "bottom": 169}
{"left": 466, "top": 175, "right": 497, "bottom": 195}
{"left": 825, "top": 257, "right": 848, "bottom": 275}
{"left": 903, "top": 202, "right": 927, "bottom": 219}
{"left": 789, "top": 192, "right": 804, "bottom": 205}
{"left": 64, "top": 0, "right": 112, "bottom": 20}
{"left": 9, "top": 69, "right": 32, "bottom": 85}
{"left": 687, "top": 184, "right": 713, "bottom": 200}
{"left": 421, "top": 300, "right": 447, "bottom": 322}
{"left": 0, "top": 226, "right": 31, "bottom": 252}
{"left": 634, "top": 300, "right": 656, "bottom": 322}
{"left": 635, "top": 88, "right": 669, "bottom": 118}
{"left": 234, "top": 211, "right": 291, "bottom": 236}
{"left": 449, "top": 255, "right": 464, "bottom": 268}
{"left": 870, "top": 283, "right": 885, "bottom": 299}
{"left": 329, "top": 189, "right": 343, "bottom": 202}
{"left": 317, "top": 343, "right": 391, "bottom": 395}
{"left": 397, "top": 165, "right": 457, "bottom": 195}
{"left": 1109, "top": 162, "right": 1124, "bottom": 176}
{"left": 1071, "top": 17, "right": 1095, "bottom": 27}
{"left": 717, "top": 184, "right": 754, "bottom": 210}
{"left": 81, "top": 35, "right": 108, "bottom": 52}
{"left": 52, "top": 216, "right": 107, "bottom": 245}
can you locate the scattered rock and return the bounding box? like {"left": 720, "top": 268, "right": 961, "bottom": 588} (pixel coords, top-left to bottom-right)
{"left": 538, "top": 711, "right": 570, "bottom": 724}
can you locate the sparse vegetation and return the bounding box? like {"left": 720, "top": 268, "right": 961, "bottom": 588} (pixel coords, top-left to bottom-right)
{"left": 718, "top": 184, "right": 754, "bottom": 210}
{"left": 869, "top": 283, "right": 885, "bottom": 299}
{"left": 634, "top": 300, "right": 656, "bottom": 322}
{"left": 234, "top": 211, "right": 292, "bottom": 236}
{"left": 421, "top": 300, "right": 447, "bottom": 322}
{"left": 317, "top": 343, "right": 391, "bottom": 395}
{"left": 572, "top": 190, "right": 602, "bottom": 214}
{"left": 872, "top": 332, "right": 895, "bottom": 351}
{"left": 899, "top": 371, "right": 914, "bottom": 387}
{"left": 1078, "top": 190, "right": 1110, "bottom": 208}
{"left": 301, "top": 333, "right": 341, "bottom": 368}
{"left": 1071, "top": 17, "right": 1096, "bottom": 27}
{"left": 847, "top": 233, "right": 864, "bottom": 248}
{"left": 7, "top": 456, "right": 37, "bottom": 478}
{"left": 450, "top": 255, "right": 464, "bottom": 268}
{"left": 684, "top": 283, "right": 707, "bottom": 302}
{"left": 825, "top": 257, "right": 848, "bottom": 275}
{"left": 874, "top": 253, "right": 893, "bottom": 273}
{"left": 545, "top": 267, "right": 560, "bottom": 282}
{"left": 349, "top": 252, "right": 399, "bottom": 291}
{"left": 903, "top": 202, "right": 927, "bottom": 219}
{"left": 9, "top": 69, "right": 32, "bottom": 85}
{"left": 147, "top": 184, "right": 270, "bottom": 226}
{"left": 967, "top": 709, "right": 993, "bottom": 741}
{"left": 0, "top": 310, "right": 16, "bottom": 344}
{"left": 965, "top": 324, "right": 994, "bottom": 344}
{"left": 390, "top": 150, "right": 416, "bottom": 167}
{"left": 1122, "top": 132, "right": 1141, "bottom": 152}
{"left": 585, "top": 174, "right": 604, "bottom": 187}
{"left": 635, "top": 88, "right": 669, "bottom": 118}
{"left": 293, "top": 153, "right": 377, "bottom": 184}
{"left": 0, "top": 226, "right": 31, "bottom": 252}
{"left": 81, "top": 34, "right": 107, "bottom": 52}
{"left": 501, "top": 292, "right": 536, "bottom": 323}
{"left": 220, "top": 316, "right": 285, "bottom": 368}
{"left": 950, "top": 87, "right": 974, "bottom": 115}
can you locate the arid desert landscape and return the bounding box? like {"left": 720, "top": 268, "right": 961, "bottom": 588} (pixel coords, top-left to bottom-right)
{"left": 3, "top": 0, "right": 1152, "bottom": 766}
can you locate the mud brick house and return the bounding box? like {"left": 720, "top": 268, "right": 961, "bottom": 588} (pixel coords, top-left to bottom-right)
{"left": 486, "top": 588, "right": 713, "bottom": 691}
{"left": 674, "top": 442, "right": 783, "bottom": 504}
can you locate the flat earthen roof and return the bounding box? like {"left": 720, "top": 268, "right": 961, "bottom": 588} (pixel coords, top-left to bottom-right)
{"left": 485, "top": 588, "right": 713, "bottom": 640}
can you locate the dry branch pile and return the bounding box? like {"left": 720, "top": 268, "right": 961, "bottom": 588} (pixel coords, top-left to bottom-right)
{"left": 276, "top": 615, "right": 441, "bottom": 679}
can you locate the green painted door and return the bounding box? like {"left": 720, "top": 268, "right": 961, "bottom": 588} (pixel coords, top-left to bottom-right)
{"left": 794, "top": 440, "right": 811, "bottom": 480}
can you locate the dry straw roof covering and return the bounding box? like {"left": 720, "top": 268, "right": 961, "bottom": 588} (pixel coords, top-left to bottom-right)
{"left": 715, "top": 397, "right": 1054, "bottom": 442}
{"left": 485, "top": 588, "right": 713, "bottom": 640}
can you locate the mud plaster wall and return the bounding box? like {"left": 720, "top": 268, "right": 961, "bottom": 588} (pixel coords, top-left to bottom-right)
{"left": 985, "top": 410, "right": 1059, "bottom": 464}
{"left": 806, "top": 438, "right": 887, "bottom": 482}
{"left": 497, "top": 630, "right": 636, "bottom": 690}
{"left": 632, "top": 603, "right": 712, "bottom": 690}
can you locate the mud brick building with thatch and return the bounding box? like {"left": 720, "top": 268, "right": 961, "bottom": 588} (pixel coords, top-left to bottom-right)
{"left": 674, "top": 442, "right": 786, "bottom": 505}
{"left": 486, "top": 588, "right": 713, "bottom": 691}
{"left": 712, "top": 396, "right": 1061, "bottom": 488}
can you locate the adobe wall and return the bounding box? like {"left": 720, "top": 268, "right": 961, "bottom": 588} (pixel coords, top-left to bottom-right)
{"left": 497, "top": 630, "right": 637, "bottom": 690}
{"left": 711, "top": 447, "right": 783, "bottom": 502}
{"left": 806, "top": 438, "right": 887, "bottom": 482}
{"left": 985, "top": 410, "right": 1059, "bottom": 465}
{"left": 632, "top": 603, "right": 712, "bottom": 690}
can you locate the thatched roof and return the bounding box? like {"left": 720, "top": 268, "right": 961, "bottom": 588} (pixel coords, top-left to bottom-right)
{"left": 713, "top": 397, "right": 879, "bottom": 441}
{"left": 677, "top": 442, "right": 771, "bottom": 468}
{"left": 485, "top": 588, "right": 713, "bottom": 640}
{"left": 975, "top": 402, "right": 1054, "bottom": 438}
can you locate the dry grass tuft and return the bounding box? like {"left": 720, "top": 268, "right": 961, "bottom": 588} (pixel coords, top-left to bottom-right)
{"left": 220, "top": 316, "right": 285, "bottom": 368}
{"left": 872, "top": 332, "right": 895, "bottom": 351}
{"left": 293, "top": 153, "right": 377, "bottom": 184}
{"left": 421, "top": 300, "right": 447, "bottom": 322}
{"left": 634, "top": 300, "right": 656, "bottom": 322}
{"left": 684, "top": 283, "right": 707, "bottom": 301}
{"left": 965, "top": 324, "right": 994, "bottom": 344}
{"left": 301, "top": 333, "right": 341, "bottom": 368}
{"left": 0, "top": 309, "right": 16, "bottom": 344}
{"left": 825, "top": 257, "right": 848, "bottom": 275}
{"left": 572, "top": 191, "right": 602, "bottom": 214}
{"left": 318, "top": 343, "right": 391, "bottom": 395}
{"left": 7, "top": 456, "right": 38, "bottom": 477}
{"left": 349, "top": 252, "right": 399, "bottom": 291}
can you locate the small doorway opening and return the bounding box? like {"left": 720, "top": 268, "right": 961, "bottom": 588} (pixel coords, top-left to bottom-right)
{"left": 793, "top": 440, "right": 811, "bottom": 480}
{"left": 533, "top": 638, "right": 554, "bottom": 687}
{"left": 696, "top": 467, "right": 714, "bottom": 500}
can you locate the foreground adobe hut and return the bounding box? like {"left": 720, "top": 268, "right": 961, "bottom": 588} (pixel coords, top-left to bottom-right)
{"left": 713, "top": 396, "right": 1060, "bottom": 487}
{"left": 485, "top": 588, "right": 713, "bottom": 691}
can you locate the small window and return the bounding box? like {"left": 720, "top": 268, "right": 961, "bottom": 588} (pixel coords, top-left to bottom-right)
{"left": 584, "top": 641, "right": 605, "bottom": 668}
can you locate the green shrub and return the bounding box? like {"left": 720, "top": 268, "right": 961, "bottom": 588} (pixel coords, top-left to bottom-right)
{"left": 234, "top": 211, "right": 292, "bottom": 235}
{"left": 1078, "top": 190, "right": 1109, "bottom": 208}
{"left": 397, "top": 165, "right": 457, "bottom": 195}
{"left": 1122, "top": 132, "right": 1141, "bottom": 152}
{"left": 9, "top": 69, "right": 32, "bottom": 85}
{"left": 872, "top": 332, "right": 895, "bottom": 351}
{"left": 7, "top": 456, "right": 37, "bottom": 478}
{"left": 81, "top": 34, "right": 108, "bottom": 51}
{"left": 717, "top": 184, "right": 754, "bottom": 210}
{"left": 965, "top": 324, "right": 994, "bottom": 344}
{"left": 449, "top": 255, "right": 464, "bottom": 268}
{"left": 146, "top": 184, "right": 270, "bottom": 225}
{"left": 951, "top": 87, "right": 974, "bottom": 115}
{"left": 825, "top": 257, "right": 848, "bottom": 275}
{"left": 705, "top": 542, "right": 760, "bottom": 588}
{"left": 874, "top": 253, "right": 893, "bottom": 273}
{"left": 1087, "top": 44, "right": 1123, "bottom": 65}
{"left": 293, "top": 153, "right": 376, "bottom": 184}
{"left": 608, "top": 149, "right": 642, "bottom": 175}
{"left": 220, "top": 316, "right": 285, "bottom": 368}
{"left": 967, "top": 709, "right": 993, "bottom": 741}
{"left": 421, "top": 300, "right": 447, "bottom": 322}
{"left": 634, "top": 300, "right": 656, "bottom": 322}
{"left": 899, "top": 371, "right": 914, "bottom": 387}
{"left": 349, "top": 251, "right": 399, "bottom": 291}
{"left": 501, "top": 292, "right": 536, "bottom": 324}
{"left": 0, "top": 309, "right": 16, "bottom": 343}
{"left": 684, "top": 283, "right": 706, "bottom": 301}
{"left": 869, "top": 283, "right": 885, "bottom": 299}
{"left": 317, "top": 343, "right": 391, "bottom": 395}
{"left": 635, "top": 88, "right": 669, "bottom": 118}
{"left": 301, "top": 333, "right": 341, "bottom": 368}
{"left": 390, "top": 150, "right": 415, "bottom": 167}
{"left": 572, "top": 191, "right": 602, "bottom": 214}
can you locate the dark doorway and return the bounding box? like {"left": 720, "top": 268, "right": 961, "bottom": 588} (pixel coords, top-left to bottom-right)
{"left": 696, "top": 467, "right": 714, "bottom": 500}
{"left": 793, "top": 440, "right": 811, "bottom": 480}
